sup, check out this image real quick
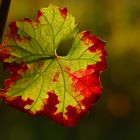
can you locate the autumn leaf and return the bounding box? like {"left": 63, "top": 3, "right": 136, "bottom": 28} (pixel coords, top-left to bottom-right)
{"left": 0, "top": 4, "right": 107, "bottom": 127}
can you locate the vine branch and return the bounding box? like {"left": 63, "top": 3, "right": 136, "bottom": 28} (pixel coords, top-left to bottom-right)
{"left": 0, "top": 0, "right": 11, "bottom": 43}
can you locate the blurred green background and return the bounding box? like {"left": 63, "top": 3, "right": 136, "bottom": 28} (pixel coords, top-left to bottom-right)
{"left": 0, "top": 0, "right": 140, "bottom": 140}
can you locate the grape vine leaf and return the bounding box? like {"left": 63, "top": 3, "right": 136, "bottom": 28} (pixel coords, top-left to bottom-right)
{"left": 0, "top": 4, "right": 107, "bottom": 126}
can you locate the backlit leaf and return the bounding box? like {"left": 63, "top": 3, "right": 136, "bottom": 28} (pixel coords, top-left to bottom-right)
{"left": 0, "top": 4, "right": 107, "bottom": 126}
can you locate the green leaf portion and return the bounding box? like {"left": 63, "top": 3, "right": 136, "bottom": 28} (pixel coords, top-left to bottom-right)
{"left": 37, "top": 5, "right": 77, "bottom": 48}
{"left": 3, "top": 4, "right": 77, "bottom": 64}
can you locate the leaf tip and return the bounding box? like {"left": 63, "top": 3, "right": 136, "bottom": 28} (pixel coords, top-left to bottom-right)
{"left": 9, "top": 22, "right": 18, "bottom": 35}
{"left": 59, "top": 8, "right": 68, "bottom": 18}
{"left": 36, "top": 10, "right": 43, "bottom": 22}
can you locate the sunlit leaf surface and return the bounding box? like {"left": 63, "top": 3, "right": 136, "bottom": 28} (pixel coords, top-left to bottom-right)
{"left": 0, "top": 4, "right": 107, "bottom": 126}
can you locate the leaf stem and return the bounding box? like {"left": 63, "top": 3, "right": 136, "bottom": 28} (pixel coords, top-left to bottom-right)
{"left": 0, "top": 0, "right": 11, "bottom": 43}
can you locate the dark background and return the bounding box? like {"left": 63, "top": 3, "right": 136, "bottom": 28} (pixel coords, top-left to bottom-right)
{"left": 0, "top": 0, "right": 140, "bottom": 140}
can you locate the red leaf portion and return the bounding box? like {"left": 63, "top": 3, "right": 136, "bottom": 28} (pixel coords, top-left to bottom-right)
{"left": 89, "top": 39, "right": 107, "bottom": 71}
{"left": 81, "top": 31, "right": 97, "bottom": 44}
{"left": 64, "top": 67, "right": 102, "bottom": 117}
{"left": 0, "top": 37, "right": 13, "bottom": 61}
{"left": 31, "top": 91, "right": 84, "bottom": 127}
{"left": 0, "top": 62, "right": 32, "bottom": 113}
{"left": 81, "top": 93, "right": 99, "bottom": 113}
{"left": 64, "top": 105, "right": 83, "bottom": 127}
{"left": 1, "top": 95, "right": 33, "bottom": 112}
{"left": 69, "top": 70, "right": 101, "bottom": 98}
{"left": 33, "top": 92, "right": 64, "bottom": 125}
{"left": 35, "top": 92, "right": 59, "bottom": 115}
{"left": 36, "top": 10, "right": 43, "bottom": 22}
{"left": 59, "top": 8, "right": 68, "bottom": 18}
{"left": 0, "top": 62, "right": 28, "bottom": 95}
{"left": 9, "top": 22, "right": 18, "bottom": 35}
{"left": 81, "top": 31, "right": 107, "bottom": 72}
{"left": 0, "top": 49, "right": 10, "bottom": 61}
